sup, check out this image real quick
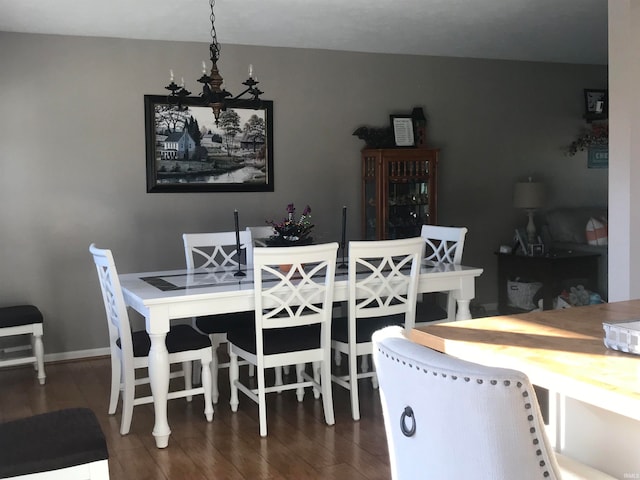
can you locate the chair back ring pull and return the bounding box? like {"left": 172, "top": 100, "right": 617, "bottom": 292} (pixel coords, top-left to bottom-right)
{"left": 400, "top": 406, "right": 416, "bottom": 437}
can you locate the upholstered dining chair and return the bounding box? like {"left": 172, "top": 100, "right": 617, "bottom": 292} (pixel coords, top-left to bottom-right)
{"left": 0, "top": 305, "right": 45, "bottom": 384}
{"left": 228, "top": 242, "right": 339, "bottom": 437}
{"left": 182, "top": 231, "right": 256, "bottom": 403}
{"left": 372, "top": 326, "right": 616, "bottom": 480}
{"left": 418, "top": 224, "right": 468, "bottom": 323}
{"left": 90, "top": 243, "right": 213, "bottom": 435}
{"left": 331, "top": 237, "right": 423, "bottom": 421}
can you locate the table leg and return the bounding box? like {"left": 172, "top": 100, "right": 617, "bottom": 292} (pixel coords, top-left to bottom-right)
{"left": 148, "top": 332, "right": 171, "bottom": 448}
{"left": 455, "top": 299, "right": 472, "bottom": 320}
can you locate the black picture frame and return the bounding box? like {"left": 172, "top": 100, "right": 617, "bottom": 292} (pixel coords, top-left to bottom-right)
{"left": 583, "top": 89, "right": 607, "bottom": 115}
{"left": 144, "top": 95, "right": 274, "bottom": 193}
{"left": 389, "top": 114, "right": 415, "bottom": 147}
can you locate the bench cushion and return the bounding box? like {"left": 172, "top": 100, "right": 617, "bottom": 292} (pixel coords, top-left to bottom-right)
{"left": 0, "top": 408, "right": 108, "bottom": 478}
{"left": 0, "top": 305, "right": 43, "bottom": 328}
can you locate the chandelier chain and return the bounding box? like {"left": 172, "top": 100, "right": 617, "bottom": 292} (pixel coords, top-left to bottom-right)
{"left": 209, "top": 0, "right": 220, "bottom": 61}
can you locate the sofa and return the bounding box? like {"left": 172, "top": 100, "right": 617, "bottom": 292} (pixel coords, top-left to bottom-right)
{"left": 540, "top": 206, "right": 608, "bottom": 300}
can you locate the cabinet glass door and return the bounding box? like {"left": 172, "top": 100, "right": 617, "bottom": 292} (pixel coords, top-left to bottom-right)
{"left": 363, "top": 154, "right": 378, "bottom": 240}
{"left": 386, "top": 158, "right": 431, "bottom": 239}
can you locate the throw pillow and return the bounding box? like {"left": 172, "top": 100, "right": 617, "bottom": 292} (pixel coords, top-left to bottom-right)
{"left": 586, "top": 217, "right": 608, "bottom": 246}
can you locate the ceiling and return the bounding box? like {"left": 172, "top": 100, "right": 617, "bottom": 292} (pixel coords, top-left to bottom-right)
{"left": 0, "top": 0, "right": 608, "bottom": 65}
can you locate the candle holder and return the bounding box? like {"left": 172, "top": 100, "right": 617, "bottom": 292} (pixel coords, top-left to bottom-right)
{"left": 338, "top": 206, "right": 347, "bottom": 269}
{"left": 234, "top": 210, "right": 246, "bottom": 277}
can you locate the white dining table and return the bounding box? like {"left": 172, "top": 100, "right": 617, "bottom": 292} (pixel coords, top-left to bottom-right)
{"left": 119, "top": 261, "right": 483, "bottom": 448}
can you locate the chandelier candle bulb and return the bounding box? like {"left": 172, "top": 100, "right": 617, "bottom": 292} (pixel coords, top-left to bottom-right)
{"left": 170, "top": 69, "right": 174, "bottom": 81}
{"left": 202, "top": 61, "right": 207, "bottom": 74}
{"left": 248, "top": 64, "right": 253, "bottom": 78}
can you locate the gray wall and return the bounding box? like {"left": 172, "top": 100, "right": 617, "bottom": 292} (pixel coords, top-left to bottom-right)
{"left": 0, "top": 32, "right": 607, "bottom": 355}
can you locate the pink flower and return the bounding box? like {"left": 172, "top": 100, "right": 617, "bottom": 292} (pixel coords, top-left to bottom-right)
{"left": 302, "top": 205, "right": 311, "bottom": 216}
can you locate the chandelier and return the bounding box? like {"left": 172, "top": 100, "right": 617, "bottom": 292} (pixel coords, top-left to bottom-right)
{"left": 164, "top": 0, "right": 265, "bottom": 124}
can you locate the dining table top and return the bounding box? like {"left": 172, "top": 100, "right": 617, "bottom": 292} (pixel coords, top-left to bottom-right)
{"left": 118, "top": 260, "right": 484, "bottom": 306}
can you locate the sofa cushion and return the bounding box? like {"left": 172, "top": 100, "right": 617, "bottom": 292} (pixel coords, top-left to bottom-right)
{"left": 543, "top": 207, "right": 607, "bottom": 244}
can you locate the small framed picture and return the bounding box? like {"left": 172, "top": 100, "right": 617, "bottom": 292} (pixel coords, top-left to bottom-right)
{"left": 583, "top": 89, "right": 607, "bottom": 115}
{"left": 390, "top": 114, "right": 415, "bottom": 147}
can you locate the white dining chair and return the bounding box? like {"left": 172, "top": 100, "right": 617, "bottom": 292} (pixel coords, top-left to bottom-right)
{"left": 246, "top": 225, "right": 275, "bottom": 247}
{"left": 182, "top": 231, "right": 256, "bottom": 403}
{"left": 331, "top": 237, "right": 423, "bottom": 421}
{"left": 90, "top": 243, "right": 213, "bottom": 435}
{"left": 418, "top": 225, "right": 468, "bottom": 323}
{"left": 372, "top": 325, "right": 616, "bottom": 480}
{"left": 228, "top": 242, "right": 338, "bottom": 437}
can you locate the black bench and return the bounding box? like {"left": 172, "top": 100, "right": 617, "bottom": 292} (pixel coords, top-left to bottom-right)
{"left": 0, "top": 408, "right": 109, "bottom": 479}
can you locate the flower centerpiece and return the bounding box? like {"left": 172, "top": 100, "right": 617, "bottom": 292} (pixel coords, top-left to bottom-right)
{"left": 265, "top": 203, "right": 314, "bottom": 246}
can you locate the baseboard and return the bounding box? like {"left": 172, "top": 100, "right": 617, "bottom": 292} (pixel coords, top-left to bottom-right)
{"left": 44, "top": 347, "right": 110, "bottom": 363}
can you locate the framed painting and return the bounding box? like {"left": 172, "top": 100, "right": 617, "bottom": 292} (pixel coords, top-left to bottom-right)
{"left": 144, "top": 95, "right": 274, "bottom": 193}
{"left": 583, "top": 89, "right": 607, "bottom": 115}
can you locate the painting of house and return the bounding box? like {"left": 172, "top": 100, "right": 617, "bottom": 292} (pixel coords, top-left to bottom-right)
{"left": 160, "top": 130, "right": 195, "bottom": 160}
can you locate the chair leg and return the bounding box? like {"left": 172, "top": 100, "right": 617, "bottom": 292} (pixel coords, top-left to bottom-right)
{"left": 312, "top": 361, "right": 321, "bottom": 399}
{"left": 200, "top": 357, "right": 214, "bottom": 422}
{"left": 349, "top": 352, "right": 360, "bottom": 421}
{"left": 361, "top": 354, "right": 369, "bottom": 373}
{"left": 320, "top": 358, "right": 335, "bottom": 426}
{"left": 183, "top": 361, "right": 193, "bottom": 402}
{"left": 120, "top": 368, "right": 136, "bottom": 435}
{"left": 33, "top": 331, "right": 45, "bottom": 385}
{"left": 258, "top": 366, "right": 268, "bottom": 437}
{"left": 295, "top": 364, "right": 305, "bottom": 402}
{"left": 108, "top": 354, "right": 121, "bottom": 415}
{"left": 334, "top": 349, "right": 342, "bottom": 367}
{"left": 210, "top": 337, "right": 220, "bottom": 404}
{"left": 275, "top": 366, "right": 283, "bottom": 390}
{"left": 229, "top": 350, "right": 239, "bottom": 412}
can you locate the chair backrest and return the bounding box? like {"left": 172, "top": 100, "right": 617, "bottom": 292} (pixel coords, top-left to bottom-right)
{"left": 246, "top": 225, "right": 275, "bottom": 243}
{"left": 420, "top": 225, "right": 468, "bottom": 264}
{"left": 90, "top": 244, "right": 135, "bottom": 366}
{"left": 348, "top": 237, "right": 423, "bottom": 329}
{"left": 252, "top": 242, "right": 338, "bottom": 355}
{"left": 372, "top": 326, "right": 561, "bottom": 480}
{"left": 183, "top": 231, "right": 254, "bottom": 269}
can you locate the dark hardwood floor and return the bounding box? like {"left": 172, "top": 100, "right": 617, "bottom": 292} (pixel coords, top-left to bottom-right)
{"left": 0, "top": 357, "right": 391, "bottom": 479}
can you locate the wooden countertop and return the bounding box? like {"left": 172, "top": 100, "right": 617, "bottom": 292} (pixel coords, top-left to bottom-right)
{"left": 410, "top": 300, "right": 640, "bottom": 421}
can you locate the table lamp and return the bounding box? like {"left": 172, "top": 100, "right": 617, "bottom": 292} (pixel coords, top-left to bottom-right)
{"left": 513, "top": 178, "right": 545, "bottom": 244}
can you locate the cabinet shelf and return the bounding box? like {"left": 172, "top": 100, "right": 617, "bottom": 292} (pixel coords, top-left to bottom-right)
{"left": 361, "top": 148, "right": 439, "bottom": 240}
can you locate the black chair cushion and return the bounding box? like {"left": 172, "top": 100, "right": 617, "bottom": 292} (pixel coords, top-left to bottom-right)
{"left": 331, "top": 314, "right": 405, "bottom": 344}
{"left": 0, "top": 408, "right": 108, "bottom": 478}
{"left": 227, "top": 324, "right": 321, "bottom": 355}
{"left": 0, "top": 305, "right": 43, "bottom": 328}
{"left": 117, "top": 324, "right": 211, "bottom": 357}
{"left": 195, "top": 311, "right": 254, "bottom": 334}
{"left": 416, "top": 300, "right": 449, "bottom": 322}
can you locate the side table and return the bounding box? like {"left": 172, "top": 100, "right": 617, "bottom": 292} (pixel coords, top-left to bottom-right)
{"left": 496, "top": 250, "right": 600, "bottom": 314}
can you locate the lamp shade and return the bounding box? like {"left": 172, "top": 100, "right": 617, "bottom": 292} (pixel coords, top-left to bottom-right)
{"left": 513, "top": 181, "right": 545, "bottom": 209}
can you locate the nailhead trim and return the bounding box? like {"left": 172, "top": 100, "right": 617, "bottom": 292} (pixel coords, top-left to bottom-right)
{"left": 376, "top": 345, "right": 551, "bottom": 478}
